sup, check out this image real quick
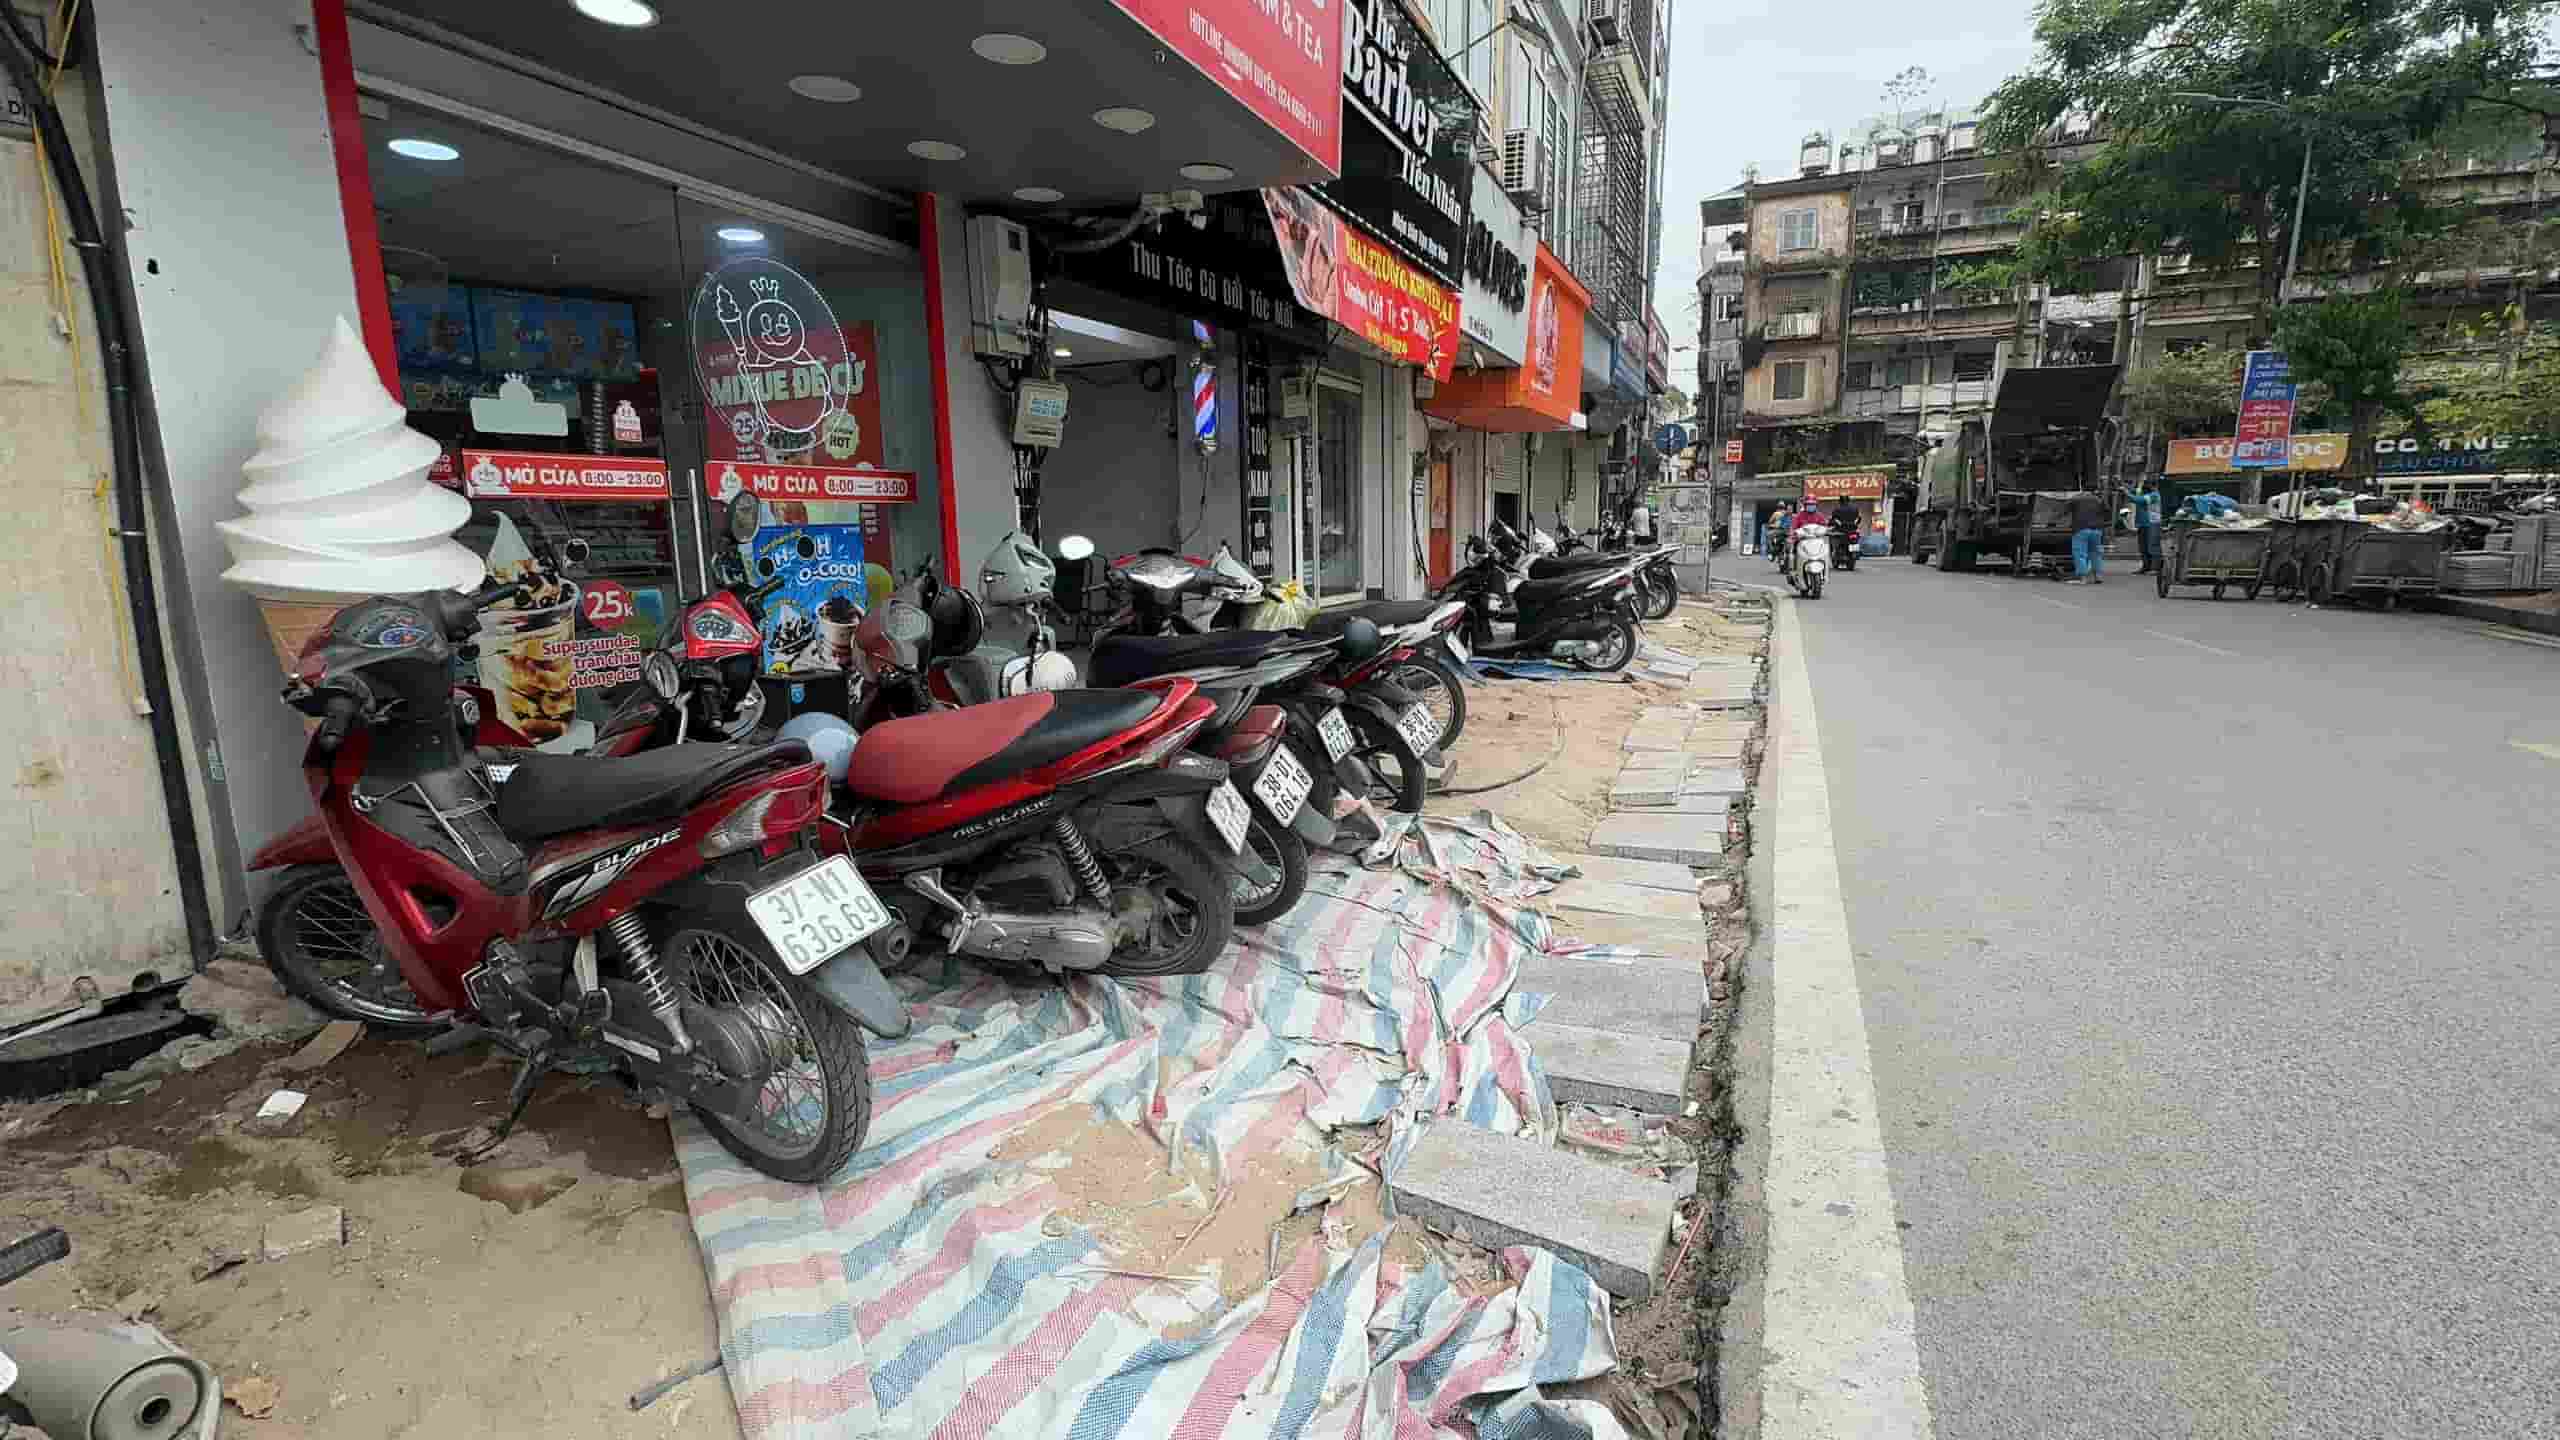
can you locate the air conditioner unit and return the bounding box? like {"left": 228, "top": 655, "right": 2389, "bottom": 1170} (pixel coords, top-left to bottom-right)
{"left": 1944, "top": 211, "right": 1967, "bottom": 228}
{"left": 1586, "top": 0, "right": 1624, "bottom": 47}
{"left": 1501, "top": 129, "right": 1549, "bottom": 207}
{"left": 2159, "top": 253, "right": 2192, "bottom": 275}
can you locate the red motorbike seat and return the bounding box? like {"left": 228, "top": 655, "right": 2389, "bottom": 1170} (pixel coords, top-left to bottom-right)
{"left": 842, "top": 689, "right": 1163, "bottom": 804}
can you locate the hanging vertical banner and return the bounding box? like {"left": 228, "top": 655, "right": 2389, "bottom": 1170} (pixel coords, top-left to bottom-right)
{"left": 1262, "top": 187, "right": 1461, "bottom": 380}
{"left": 2231, "top": 349, "right": 2297, "bottom": 469}
{"left": 1241, "top": 340, "right": 1276, "bottom": 576}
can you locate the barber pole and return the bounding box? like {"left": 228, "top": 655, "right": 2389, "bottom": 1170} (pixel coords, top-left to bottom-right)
{"left": 1191, "top": 320, "right": 1218, "bottom": 454}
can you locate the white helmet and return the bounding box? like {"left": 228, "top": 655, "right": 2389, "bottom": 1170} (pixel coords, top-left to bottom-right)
{"left": 978, "top": 530, "right": 1057, "bottom": 608}
{"left": 1530, "top": 529, "right": 1558, "bottom": 556}
{"left": 1205, "top": 542, "right": 1266, "bottom": 604}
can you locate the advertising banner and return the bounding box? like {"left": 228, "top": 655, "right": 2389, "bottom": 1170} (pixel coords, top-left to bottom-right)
{"left": 1050, "top": 195, "right": 1327, "bottom": 347}
{"left": 1264, "top": 187, "right": 1461, "bottom": 380}
{"left": 2166, "top": 433, "right": 2345, "bottom": 475}
{"left": 460, "top": 450, "right": 671, "bottom": 502}
{"left": 691, "top": 258, "right": 886, "bottom": 469}
{"left": 1309, "top": 0, "right": 1477, "bottom": 288}
{"left": 1803, "top": 469, "right": 1889, "bottom": 500}
{"left": 2231, "top": 349, "right": 2297, "bottom": 468}
{"left": 742, "top": 516, "right": 869, "bottom": 678}
{"left": 1458, "top": 180, "right": 1531, "bottom": 363}
{"left": 1107, "top": 0, "right": 1342, "bottom": 174}
{"left": 706, "top": 461, "right": 918, "bottom": 505}
{"left": 2372, "top": 433, "right": 2540, "bottom": 476}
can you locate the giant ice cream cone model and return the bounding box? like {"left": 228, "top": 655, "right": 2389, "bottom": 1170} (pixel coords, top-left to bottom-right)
{"left": 217, "top": 317, "right": 485, "bottom": 670}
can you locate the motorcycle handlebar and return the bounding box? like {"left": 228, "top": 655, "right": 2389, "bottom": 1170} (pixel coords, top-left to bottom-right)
{"left": 314, "top": 694, "right": 362, "bottom": 755}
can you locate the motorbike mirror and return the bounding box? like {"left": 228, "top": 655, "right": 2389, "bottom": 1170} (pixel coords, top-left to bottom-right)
{"left": 711, "top": 551, "right": 748, "bottom": 588}
{"left": 1054, "top": 534, "right": 1095, "bottom": 562}
{"left": 725, "top": 492, "right": 760, "bottom": 545}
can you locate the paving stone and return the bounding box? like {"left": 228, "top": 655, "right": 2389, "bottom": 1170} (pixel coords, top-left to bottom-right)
{"left": 1590, "top": 811, "right": 1725, "bottom": 865}
{"left": 1517, "top": 947, "right": 1702, "bottom": 1041}
{"left": 1548, "top": 850, "right": 1701, "bottom": 892}
{"left": 1690, "top": 691, "right": 1757, "bottom": 711}
{"left": 261, "top": 1205, "right": 345, "bottom": 1260}
{"left": 1622, "top": 729, "right": 1693, "bottom": 754}
{"left": 1608, "top": 774, "right": 1681, "bottom": 807}
{"left": 1391, "top": 1122, "right": 1680, "bottom": 1298}
{"left": 1549, "top": 911, "right": 1714, "bottom": 964}
{"left": 1609, "top": 792, "right": 1733, "bottom": 819}
{"left": 1680, "top": 767, "right": 1749, "bottom": 797}
{"left": 1542, "top": 876, "right": 1702, "bottom": 923}
{"left": 1532, "top": 1021, "right": 1695, "bottom": 1114}
{"left": 1690, "top": 719, "right": 1758, "bottom": 740}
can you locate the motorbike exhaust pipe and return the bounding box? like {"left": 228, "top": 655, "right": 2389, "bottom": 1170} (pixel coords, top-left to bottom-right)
{"left": 946, "top": 907, "right": 1117, "bottom": 971}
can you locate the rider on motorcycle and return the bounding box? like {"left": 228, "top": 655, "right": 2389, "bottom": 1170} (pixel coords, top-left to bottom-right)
{"left": 1830, "top": 500, "right": 1862, "bottom": 567}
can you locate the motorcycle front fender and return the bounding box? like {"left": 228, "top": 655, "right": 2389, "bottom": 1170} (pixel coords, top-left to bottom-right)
{"left": 806, "top": 944, "right": 912, "bottom": 1040}
{"left": 249, "top": 811, "right": 338, "bottom": 871}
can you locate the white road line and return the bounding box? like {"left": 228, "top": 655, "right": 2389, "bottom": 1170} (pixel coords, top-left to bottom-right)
{"left": 2034, "top": 595, "right": 2083, "bottom": 611}
{"left": 1762, "top": 601, "right": 1936, "bottom": 1439}
{"left": 2512, "top": 740, "right": 2560, "bottom": 763}
{"left": 2141, "top": 628, "right": 2244, "bottom": 659}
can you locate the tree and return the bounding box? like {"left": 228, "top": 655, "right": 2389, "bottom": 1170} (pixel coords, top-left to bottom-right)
{"left": 2122, "top": 342, "right": 2248, "bottom": 434}
{"left": 2419, "top": 317, "right": 2560, "bottom": 469}
{"left": 2275, "top": 288, "right": 2428, "bottom": 476}
{"left": 1980, "top": 0, "right": 2560, "bottom": 327}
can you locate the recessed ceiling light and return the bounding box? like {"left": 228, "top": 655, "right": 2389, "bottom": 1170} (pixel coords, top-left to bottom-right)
{"left": 1092, "top": 107, "right": 1157, "bottom": 135}
{"left": 907, "top": 139, "right": 967, "bottom": 162}
{"left": 387, "top": 137, "right": 460, "bottom": 162}
{"left": 1179, "top": 162, "right": 1235, "bottom": 182}
{"left": 716, "top": 226, "right": 766, "bottom": 244}
{"left": 571, "top": 0, "right": 657, "bottom": 27}
{"left": 1054, "top": 346, "right": 1074, "bottom": 358}
{"left": 1013, "top": 186, "right": 1065, "bottom": 204}
{"left": 971, "top": 32, "right": 1048, "bottom": 64}
{"left": 787, "top": 74, "right": 861, "bottom": 103}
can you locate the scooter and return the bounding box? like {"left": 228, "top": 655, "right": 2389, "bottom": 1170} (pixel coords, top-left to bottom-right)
{"left": 932, "top": 530, "right": 1088, "bottom": 705}
{"left": 1101, "top": 541, "right": 1267, "bottom": 636}
{"left": 1791, "top": 521, "right": 1832, "bottom": 599}
{"left": 1531, "top": 515, "right": 1679, "bottom": 621}
{"left": 1832, "top": 524, "right": 1861, "bottom": 573}
{"left": 275, "top": 581, "right": 897, "bottom": 1182}
{"left": 1442, "top": 525, "right": 1644, "bottom": 673}
{"left": 1296, "top": 598, "right": 1473, "bottom": 755}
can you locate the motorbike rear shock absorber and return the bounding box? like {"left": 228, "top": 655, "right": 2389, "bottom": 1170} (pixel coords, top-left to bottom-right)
{"left": 1050, "top": 817, "right": 1114, "bottom": 906}
{"left": 606, "top": 910, "right": 692, "bottom": 1052}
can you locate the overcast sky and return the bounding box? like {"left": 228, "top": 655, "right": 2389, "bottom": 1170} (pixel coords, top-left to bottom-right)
{"left": 1654, "top": 0, "right": 2045, "bottom": 400}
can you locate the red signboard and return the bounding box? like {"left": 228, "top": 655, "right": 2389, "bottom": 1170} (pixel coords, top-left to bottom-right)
{"left": 460, "top": 450, "right": 670, "bottom": 502}
{"left": 1723, "top": 439, "right": 1744, "bottom": 464}
{"left": 706, "top": 460, "right": 918, "bottom": 505}
{"left": 1111, "top": 0, "right": 1341, "bottom": 175}
{"left": 1263, "top": 187, "right": 1460, "bottom": 380}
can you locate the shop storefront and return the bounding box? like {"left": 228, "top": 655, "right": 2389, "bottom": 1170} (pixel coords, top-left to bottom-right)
{"left": 1803, "top": 467, "right": 1892, "bottom": 555}
{"left": 2163, "top": 433, "right": 2348, "bottom": 511}
{"left": 1427, "top": 239, "right": 1592, "bottom": 578}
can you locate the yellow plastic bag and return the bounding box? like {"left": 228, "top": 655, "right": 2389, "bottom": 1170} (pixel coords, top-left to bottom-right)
{"left": 1246, "top": 580, "right": 1316, "bottom": 631}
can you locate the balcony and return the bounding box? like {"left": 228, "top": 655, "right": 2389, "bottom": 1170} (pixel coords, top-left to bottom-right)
{"left": 1847, "top": 296, "right": 2015, "bottom": 339}
{"left": 1852, "top": 215, "right": 2029, "bottom": 260}
{"left": 1763, "top": 311, "right": 1824, "bottom": 340}
{"left": 1842, "top": 379, "right": 1990, "bottom": 417}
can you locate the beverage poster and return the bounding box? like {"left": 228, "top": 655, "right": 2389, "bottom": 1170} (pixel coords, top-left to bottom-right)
{"left": 742, "top": 511, "right": 868, "bottom": 678}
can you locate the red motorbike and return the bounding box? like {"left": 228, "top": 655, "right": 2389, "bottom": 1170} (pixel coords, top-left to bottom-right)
{"left": 272, "top": 583, "right": 901, "bottom": 1181}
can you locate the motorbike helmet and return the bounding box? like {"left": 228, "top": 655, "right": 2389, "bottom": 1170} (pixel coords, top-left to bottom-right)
{"left": 778, "top": 711, "right": 858, "bottom": 784}
{"left": 1205, "top": 542, "right": 1267, "bottom": 604}
{"left": 1529, "top": 529, "right": 1559, "bottom": 556}
{"left": 1334, "top": 616, "right": 1383, "bottom": 664}
{"left": 1027, "top": 650, "right": 1078, "bottom": 691}
{"left": 928, "top": 584, "right": 986, "bottom": 660}
{"left": 978, "top": 529, "right": 1057, "bottom": 608}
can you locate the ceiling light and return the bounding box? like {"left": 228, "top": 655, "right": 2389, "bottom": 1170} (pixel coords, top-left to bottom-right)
{"left": 1092, "top": 107, "right": 1157, "bottom": 135}
{"left": 386, "top": 138, "right": 460, "bottom": 162}
{"left": 570, "top": 0, "right": 658, "bottom": 26}
{"left": 716, "top": 226, "right": 766, "bottom": 244}
{"left": 1054, "top": 346, "right": 1074, "bottom": 358}
{"left": 1013, "top": 186, "right": 1064, "bottom": 204}
{"left": 907, "top": 139, "right": 967, "bottom": 162}
{"left": 1179, "top": 162, "right": 1235, "bottom": 183}
{"left": 787, "top": 74, "right": 861, "bottom": 103}
{"left": 971, "top": 32, "right": 1048, "bottom": 64}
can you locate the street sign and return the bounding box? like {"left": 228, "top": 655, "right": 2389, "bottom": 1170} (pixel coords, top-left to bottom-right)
{"left": 1655, "top": 422, "right": 1689, "bottom": 454}
{"left": 1723, "top": 438, "right": 1744, "bottom": 464}
{"left": 2231, "top": 350, "right": 2297, "bottom": 469}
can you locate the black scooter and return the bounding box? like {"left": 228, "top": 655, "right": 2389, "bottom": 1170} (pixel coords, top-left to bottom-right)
{"left": 1440, "top": 527, "right": 1643, "bottom": 674}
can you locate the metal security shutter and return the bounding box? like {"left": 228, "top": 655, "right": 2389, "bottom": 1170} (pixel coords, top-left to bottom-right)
{"left": 1490, "top": 437, "right": 1525, "bottom": 494}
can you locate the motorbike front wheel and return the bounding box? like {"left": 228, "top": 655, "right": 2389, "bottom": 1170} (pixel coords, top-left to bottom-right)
{"left": 661, "top": 922, "right": 873, "bottom": 1184}
{"left": 255, "top": 863, "right": 440, "bottom": 1032}
{"left": 1099, "top": 834, "right": 1235, "bottom": 976}
{"left": 1566, "top": 616, "right": 1639, "bottom": 673}
{"left": 1233, "top": 812, "right": 1310, "bottom": 926}
{"left": 1805, "top": 570, "right": 1826, "bottom": 599}
{"left": 1641, "top": 568, "right": 1679, "bottom": 620}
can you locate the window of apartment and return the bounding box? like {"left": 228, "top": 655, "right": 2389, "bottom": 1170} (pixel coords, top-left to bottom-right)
{"left": 1428, "top": 0, "right": 1495, "bottom": 103}
{"left": 1777, "top": 208, "right": 1818, "bottom": 253}
{"left": 1845, "top": 360, "right": 1874, "bottom": 390}
{"left": 2165, "top": 337, "right": 2209, "bottom": 357}
{"left": 1884, "top": 355, "right": 1914, "bottom": 387}
{"left": 1540, "top": 82, "right": 1568, "bottom": 229}
{"left": 1716, "top": 293, "right": 1743, "bottom": 321}
{"left": 1895, "top": 201, "right": 1925, "bottom": 227}
{"left": 1953, "top": 350, "right": 1995, "bottom": 381}
{"left": 1774, "top": 361, "right": 1808, "bottom": 401}
{"left": 1854, "top": 207, "right": 1880, "bottom": 231}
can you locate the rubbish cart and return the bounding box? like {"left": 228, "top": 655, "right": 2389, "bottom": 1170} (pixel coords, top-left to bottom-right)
{"left": 2154, "top": 520, "right": 2276, "bottom": 600}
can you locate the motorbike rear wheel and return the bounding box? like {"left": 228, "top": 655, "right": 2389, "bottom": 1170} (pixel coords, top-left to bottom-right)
{"left": 1381, "top": 656, "right": 1467, "bottom": 753}
{"left": 1566, "top": 616, "right": 1639, "bottom": 673}
{"left": 1098, "top": 835, "right": 1235, "bottom": 976}
{"left": 1347, "top": 712, "right": 1428, "bottom": 814}
{"left": 255, "top": 864, "right": 440, "bottom": 1032}
{"left": 1233, "top": 812, "right": 1310, "bottom": 926}
{"left": 1641, "top": 567, "right": 1679, "bottom": 620}
{"left": 661, "top": 922, "right": 872, "bottom": 1183}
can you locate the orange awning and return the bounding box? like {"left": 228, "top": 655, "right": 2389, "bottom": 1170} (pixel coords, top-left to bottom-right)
{"left": 1424, "top": 243, "right": 1590, "bottom": 432}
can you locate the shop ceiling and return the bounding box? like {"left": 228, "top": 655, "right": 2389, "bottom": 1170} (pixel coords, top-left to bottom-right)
{"left": 357, "top": 1, "right": 1337, "bottom": 209}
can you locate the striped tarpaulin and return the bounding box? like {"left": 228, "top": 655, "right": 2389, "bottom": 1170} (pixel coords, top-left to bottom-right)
{"left": 675, "top": 822, "right": 1633, "bottom": 1439}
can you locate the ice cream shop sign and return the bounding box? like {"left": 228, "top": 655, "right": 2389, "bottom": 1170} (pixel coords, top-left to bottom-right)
{"left": 462, "top": 450, "right": 671, "bottom": 501}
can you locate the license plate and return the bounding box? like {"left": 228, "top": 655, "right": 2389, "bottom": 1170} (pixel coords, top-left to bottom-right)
{"left": 1446, "top": 631, "right": 1470, "bottom": 664}
{"left": 1205, "top": 780, "right": 1252, "bottom": 853}
{"left": 1251, "top": 742, "right": 1313, "bottom": 821}
{"left": 1396, "top": 702, "right": 1440, "bottom": 753}
{"left": 1317, "top": 707, "right": 1355, "bottom": 760}
{"left": 746, "top": 855, "right": 892, "bottom": 975}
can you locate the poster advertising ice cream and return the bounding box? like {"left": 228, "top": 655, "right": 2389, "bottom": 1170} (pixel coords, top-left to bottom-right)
{"left": 690, "top": 258, "right": 888, "bottom": 469}
{"left": 739, "top": 511, "right": 867, "bottom": 677}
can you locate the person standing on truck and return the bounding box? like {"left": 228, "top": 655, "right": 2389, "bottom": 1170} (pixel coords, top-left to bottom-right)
{"left": 2068, "top": 490, "right": 2110, "bottom": 583}
{"left": 2128, "top": 480, "right": 2163, "bottom": 573}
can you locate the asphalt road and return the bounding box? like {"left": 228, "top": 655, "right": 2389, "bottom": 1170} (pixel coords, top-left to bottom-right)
{"left": 1785, "top": 556, "right": 2560, "bottom": 1438}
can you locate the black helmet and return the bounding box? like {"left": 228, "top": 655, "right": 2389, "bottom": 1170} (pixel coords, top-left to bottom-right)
{"left": 1335, "top": 616, "right": 1383, "bottom": 662}
{"left": 928, "top": 585, "right": 985, "bottom": 660}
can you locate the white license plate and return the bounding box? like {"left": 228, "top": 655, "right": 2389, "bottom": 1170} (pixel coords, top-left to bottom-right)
{"left": 1446, "top": 631, "right": 1470, "bottom": 664}
{"left": 1205, "top": 780, "right": 1252, "bottom": 853}
{"left": 747, "top": 855, "right": 892, "bottom": 975}
{"left": 1317, "top": 707, "right": 1355, "bottom": 760}
{"left": 1251, "top": 742, "right": 1313, "bottom": 821}
{"left": 1396, "top": 702, "right": 1440, "bottom": 753}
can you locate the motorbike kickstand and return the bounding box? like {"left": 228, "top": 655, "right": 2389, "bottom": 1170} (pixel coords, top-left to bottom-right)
{"left": 458, "top": 1028, "right": 554, "bottom": 1166}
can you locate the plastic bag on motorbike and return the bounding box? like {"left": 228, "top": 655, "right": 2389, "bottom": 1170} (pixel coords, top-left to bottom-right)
{"left": 1246, "top": 580, "right": 1316, "bottom": 631}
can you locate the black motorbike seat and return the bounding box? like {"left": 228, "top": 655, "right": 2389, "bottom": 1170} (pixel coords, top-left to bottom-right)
{"left": 1303, "top": 600, "right": 1441, "bottom": 632}
{"left": 495, "top": 740, "right": 815, "bottom": 843}
{"left": 1516, "top": 571, "right": 1621, "bottom": 610}
{"left": 1087, "top": 629, "right": 1305, "bottom": 688}
{"left": 1527, "top": 553, "right": 1628, "bottom": 579}
{"left": 842, "top": 688, "right": 1162, "bottom": 804}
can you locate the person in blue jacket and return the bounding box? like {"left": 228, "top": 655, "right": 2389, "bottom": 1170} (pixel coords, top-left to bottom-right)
{"left": 2128, "top": 480, "right": 2163, "bottom": 574}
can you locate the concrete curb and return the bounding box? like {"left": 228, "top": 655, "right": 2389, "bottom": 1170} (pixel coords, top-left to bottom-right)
{"left": 2419, "top": 594, "right": 2560, "bottom": 635}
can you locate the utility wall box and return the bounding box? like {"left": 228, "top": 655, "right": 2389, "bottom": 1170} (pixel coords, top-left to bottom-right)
{"left": 1012, "top": 378, "right": 1069, "bottom": 447}
{"left": 1275, "top": 370, "right": 1315, "bottom": 435}
{"left": 967, "top": 215, "right": 1034, "bottom": 360}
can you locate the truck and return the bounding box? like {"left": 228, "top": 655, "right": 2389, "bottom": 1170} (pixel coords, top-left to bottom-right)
{"left": 1910, "top": 363, "right": 2122, "bottom": 574}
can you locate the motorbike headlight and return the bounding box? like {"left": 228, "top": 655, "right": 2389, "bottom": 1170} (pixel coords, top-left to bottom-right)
{"left": 643, "top": 650, "right": 680, "bottom": 700}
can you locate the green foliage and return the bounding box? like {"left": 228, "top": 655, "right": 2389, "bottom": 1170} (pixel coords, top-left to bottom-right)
{"left": 2122, "top": 342, "right": 2249, "bottom": 431}
{"left": 2419, "top": 316, "right": 2560, "bottom": 466}
{"left": 2275, "top": 289, "right": 2431, "bottom": 469}
{"left": 1978, "top": 0, "right": 2560, "bottom": 322}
